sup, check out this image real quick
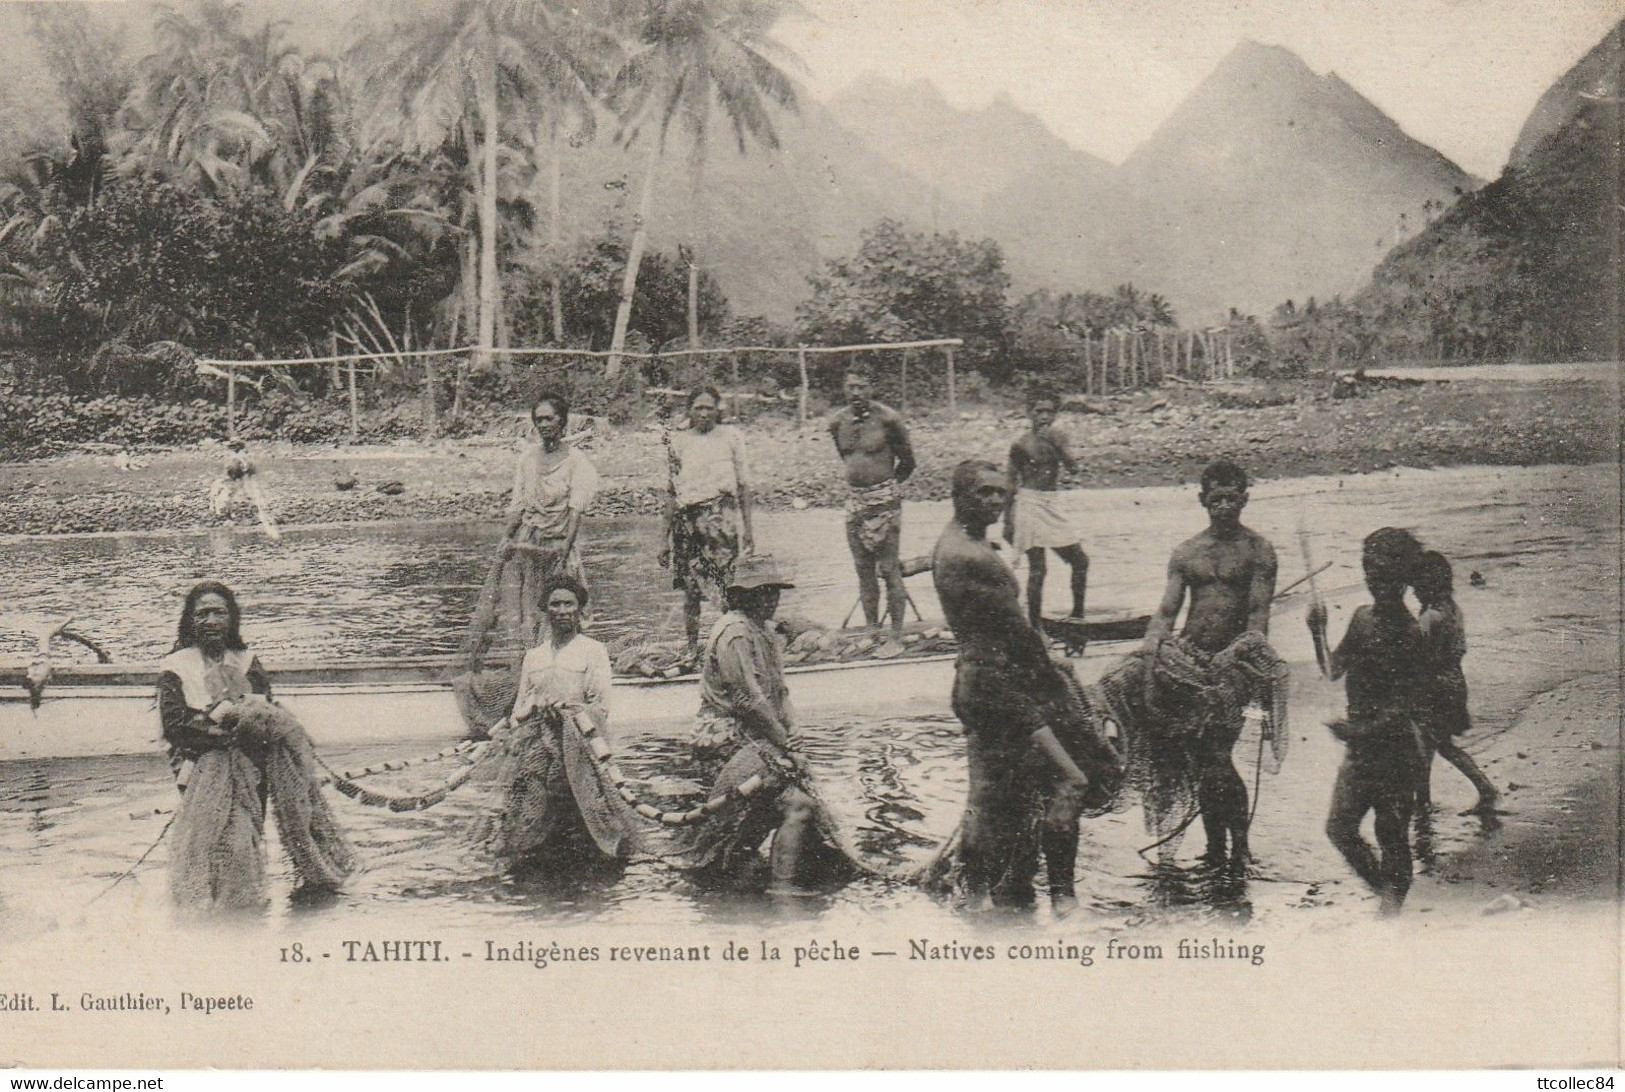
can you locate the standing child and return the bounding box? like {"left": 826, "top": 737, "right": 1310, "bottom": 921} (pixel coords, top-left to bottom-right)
{"left": 1308, "top": 527, "right": 1428, "bottom": 915}
{"left": 1412, "top": 550, "right": 1499, "bottom": 817}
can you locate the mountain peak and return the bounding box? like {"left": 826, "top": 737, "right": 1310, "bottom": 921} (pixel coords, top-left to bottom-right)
{"left": 1214, "top": 39, "right": 1322, "bottom": 83}
{"left": 1509, "top": 17, "right": 1623, "bottom": 167}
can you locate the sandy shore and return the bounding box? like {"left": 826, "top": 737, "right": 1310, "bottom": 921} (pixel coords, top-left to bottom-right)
{"left": 0, "top": 372, "right": 1616, "bottom": 536}
{"left": 1417, "top": 672, "right": 1621, "bottom": 907}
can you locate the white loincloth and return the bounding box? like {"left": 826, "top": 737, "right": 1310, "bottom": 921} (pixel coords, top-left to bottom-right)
{"left": 1012, "top": 488, "right": 1079, "bottom": 553}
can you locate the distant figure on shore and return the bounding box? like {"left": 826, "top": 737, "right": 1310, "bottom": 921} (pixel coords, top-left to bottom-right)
{"left": 662, "top": 386, "right": 756, "bottom": 660}
{"left": 1005, "top": 389, "right": 1090, "bottom": 629}
{"left": 502, "top": 391, "right": 597, "bottom": 642}
{"left": 828, "top": 372, "right": 915, "bottom": 642}
{"left": 1309, "top": 527, "right": 1427, "bottom": 915}
{"left": 1091, "top": 460, "right": 1286, "bottom": 872}
{"left": 931, "top": 459, "right": 1122, "bottom": 913}
{"left": 208, "top": 440, "right": 281, "bottom": 540}
{"left": 1411, "top": 550, "right": 1499, "bottom": 819}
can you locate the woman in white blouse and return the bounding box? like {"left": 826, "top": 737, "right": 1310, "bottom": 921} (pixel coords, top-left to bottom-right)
{"left": 484, "top": 575, "right": 641, "bottom": 875}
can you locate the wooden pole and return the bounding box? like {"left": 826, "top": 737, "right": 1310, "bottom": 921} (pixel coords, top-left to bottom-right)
{"left": 227, "top": 370, "right": 237, "bottom": 440}
{"left": 347, "top": 358, "right": 359, "bottom": 443}
{"left": 730, "top": 350, "right": 742, "bottom": 420}
{"left": 423, "top": 356, "right": 437, "bottom": 440}
{"left": 900, "top": 347, "right": 910, "bottom": 412}
{"left": 1082, "top": 337, "right": 1091, "bottom": 396}
{"left": 796, "top": 345, "right": 809, "bottom": 427}
{"left": 945, "top": 345, "right": 957, "bottom": 416}
{"left": 1226, "top": 332, "right": 1235, "bottom": 378}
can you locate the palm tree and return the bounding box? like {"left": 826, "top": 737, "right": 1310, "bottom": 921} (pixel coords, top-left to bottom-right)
{"left": 602, "top": 0, "right": 799, "bottom": 378}
{"left": 117, "top": 2, "right": 288, "bottom": 194}
{"left": 353, "top": 0, "right": 605, "bottom": 368}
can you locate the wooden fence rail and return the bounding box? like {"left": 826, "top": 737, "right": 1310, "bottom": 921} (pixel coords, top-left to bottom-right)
{"left": 196, "top": 330, "right": 1234, "bottom": 441}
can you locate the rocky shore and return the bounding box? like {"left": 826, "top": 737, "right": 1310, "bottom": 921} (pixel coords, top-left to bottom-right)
{"left": 0, "top": 373, "right": 1614, "bottom": 537}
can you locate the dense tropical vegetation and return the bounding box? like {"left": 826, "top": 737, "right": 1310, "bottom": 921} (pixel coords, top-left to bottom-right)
{"left": 16, "top": 0, "right": 1583, "bottom": 447}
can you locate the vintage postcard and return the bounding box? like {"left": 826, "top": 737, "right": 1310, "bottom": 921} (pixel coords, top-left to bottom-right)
{"left": 0, "top": 0, "right": 1619, "bottom": 1072}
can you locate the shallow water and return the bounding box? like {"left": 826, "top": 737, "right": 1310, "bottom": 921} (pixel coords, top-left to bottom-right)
{"left": 0, "top": 463, "right": 1617, "bottom": 936}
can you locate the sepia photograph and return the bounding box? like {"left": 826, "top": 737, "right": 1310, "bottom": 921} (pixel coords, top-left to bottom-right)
{"left": 0, "top": 0, "right": 1618, "bottom": 1072}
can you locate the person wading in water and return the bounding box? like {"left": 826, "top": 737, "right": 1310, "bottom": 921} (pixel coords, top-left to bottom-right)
{"left": 661, "top": 386, "right": 756, "bottom": 661}
{"left": 1092, "top": 460, "right": 1286, "bottom": 874}
{"left": 932, "top": 459, "right": 1122, "bottom": 913}
{"left": 502, "top": 391, "right": 598, "bottom": 642}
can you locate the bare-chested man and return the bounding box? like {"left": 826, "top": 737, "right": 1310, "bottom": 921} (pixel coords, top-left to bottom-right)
{"left": 1137, "top": 460, "right": 1279, "bottom": 867}
{"left": 829, "top": 373, "right": 916, "bottom": 639}
{"left": 1005, "top": 391, "right": 1089, "bottom": 629}
{"left": 933, "top": 459, "right": 1122, "bottom": 911}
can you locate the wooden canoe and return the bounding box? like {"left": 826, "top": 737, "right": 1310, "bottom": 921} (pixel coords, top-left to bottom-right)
{"left": 0, "top": 614, "right": 1151, "bottom": 762}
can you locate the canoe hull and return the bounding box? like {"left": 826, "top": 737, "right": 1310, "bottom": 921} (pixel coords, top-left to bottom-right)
{"left": 0, "top": 654, "right": 968, "bottom": 761}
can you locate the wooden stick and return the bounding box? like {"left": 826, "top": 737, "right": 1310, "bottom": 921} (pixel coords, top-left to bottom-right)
{"left": 1299, "top": 528, "right": 1330, "bottom": 677}
{"left": 797, "top": 345, "right": 809, "bottom": 426}
{"left": 1274, "top": 560, "right": 1332, "bottom": 600}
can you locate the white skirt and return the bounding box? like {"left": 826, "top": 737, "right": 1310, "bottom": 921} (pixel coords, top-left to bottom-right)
{"left": 1012, "top": 488, "right": 1079, "bottom": 553}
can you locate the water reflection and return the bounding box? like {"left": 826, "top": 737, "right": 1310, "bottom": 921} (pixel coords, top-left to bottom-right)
{"left": 0, "top": 464, "right": 1618, "bottom": 934}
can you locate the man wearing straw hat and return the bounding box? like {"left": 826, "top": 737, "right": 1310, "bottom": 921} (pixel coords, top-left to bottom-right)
{"left": 829, "top": 371, "right": 916, "bottom": 643}
{"left": 679, "top": 555, "right": 861, "bottom": 893}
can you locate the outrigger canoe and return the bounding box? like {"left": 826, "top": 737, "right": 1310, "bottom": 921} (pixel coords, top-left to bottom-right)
{"left": 0, "top": 614, "right": 1152, "bottom": 762}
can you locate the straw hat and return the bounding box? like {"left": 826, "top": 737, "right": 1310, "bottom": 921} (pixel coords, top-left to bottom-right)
{"left": 727, "top": 555, "right": 796, "bottom": 591}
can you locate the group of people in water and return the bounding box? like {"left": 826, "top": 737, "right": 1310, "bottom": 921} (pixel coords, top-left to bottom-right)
{"left": 154, "top": 375, "right": 1496, "bottom": 918}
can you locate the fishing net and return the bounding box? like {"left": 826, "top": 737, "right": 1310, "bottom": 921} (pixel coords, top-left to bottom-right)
{"left": 169, "top": 748, "right": 268, "bottom": 911}
{"left": 451, "top": 542, "right": 586, "bottom": 737}
{"left": 911, "top": 660, "right": 1124, "bottom": 899}
{"left": 670, "top": 740, "right": 874, "bottom": 885}
{"left": 169, "top": 702, "right": 356, "bottom": 911}
{"left": 472, "top": 706, "right": 646, "bottom": 867}
{"left": 1089, "top": 632, "right": 1289, "bottom": 842}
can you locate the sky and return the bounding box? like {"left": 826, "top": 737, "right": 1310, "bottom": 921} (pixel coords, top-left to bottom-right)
{"left": 0, "top": 0, "right": 1616, "bottom": 179}
{"left": 774, "top": 0, "right": 1621, "bottom": 177}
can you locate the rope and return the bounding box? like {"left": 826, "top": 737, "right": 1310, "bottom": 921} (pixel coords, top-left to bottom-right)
{"left": 567, "top": 711, "right": 793, "bottom": 827}
{"left": 325, "top": 740, "right": 482, "bottom": 782}
{"left": 314, "top": 748, "right": 489, "bottom": 813}
{"left": 88, "top": 814, "right": 176, "bottom": 905}
{"left": 1134, "top": 803, "right": 1203, "bottom": 861}
{"left": 1248, "top": 713, "right": 1269, "bottom": 827}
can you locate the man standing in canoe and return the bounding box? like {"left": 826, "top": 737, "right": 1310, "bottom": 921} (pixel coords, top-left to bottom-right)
{"left": 1005, "top": 388, "right": 1090, "bottom": 630}
{"left": 932, "top": 459, "right": 1122, "bottom": 912}
{"left": 828, "top": 372, "right": 916, "bottom": 644}
{"left": 1092, "top": 460, "right": 1287, "bottom": 872}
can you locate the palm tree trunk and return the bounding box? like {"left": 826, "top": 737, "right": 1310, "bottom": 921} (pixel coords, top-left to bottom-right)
{"left": 607, "top": 136, "right": 662, "bottom": 379}
{"left": 476, "top": 47, "right": 500, "bottom": 371}
{"left": 550, "top": 131, "right": 565, "bottom": 343}
{"left": 687, "top": 261, "right": 700, "bottom": 349}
